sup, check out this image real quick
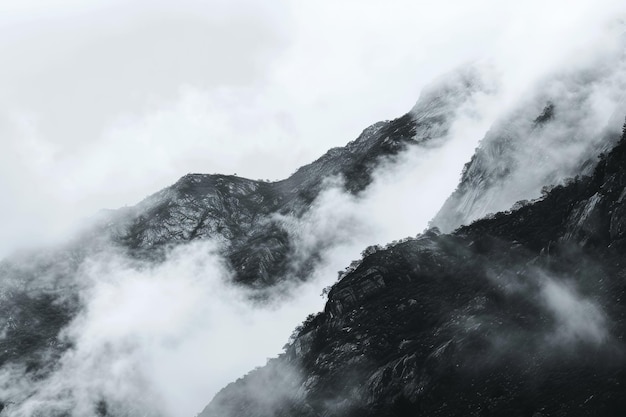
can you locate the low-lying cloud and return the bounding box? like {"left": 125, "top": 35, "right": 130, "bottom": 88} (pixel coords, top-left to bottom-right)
{"left": 278, "top": 83, "right": 498, "bottom": 279}
{"left": 0, "top": 71, "right": 498, "bottom": 417}
{"left": 433, "top": 42, "right": 626, "bottom": 232}
{"left": 486, "top": 267, "right": 611, "bottom": 351}
{"left": 1, "top": 3, "right": 626, "bottom": 416}
{"left": 541, "top": 277, "right": 609, "bottom": 346}
{"left": 0, "top": 240, "right": 339, "bottom": 417}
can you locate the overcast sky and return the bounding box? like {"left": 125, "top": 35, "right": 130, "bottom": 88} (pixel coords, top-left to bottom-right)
{"left": 1, "top": 0, "right": 625, "bottom": 255}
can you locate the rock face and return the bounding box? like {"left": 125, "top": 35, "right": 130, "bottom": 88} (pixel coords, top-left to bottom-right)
{"left": 200, "top": 124, "right": 626, "bottom": 417}
{"left": 105, "top": 116, "right": 416, "bottom": 287}
{"left": 432, "top": 60, "right": 626, "bottom": 233}
{"left": 104, "top": 65, "right": 487, "bottom": 286}
{"left": 0, "top": 68, "right": 486, "bottom": 414}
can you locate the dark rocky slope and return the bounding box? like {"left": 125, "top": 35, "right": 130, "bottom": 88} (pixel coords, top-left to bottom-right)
{"left": 200, "top": 122, "right": 626, "bottom": 417}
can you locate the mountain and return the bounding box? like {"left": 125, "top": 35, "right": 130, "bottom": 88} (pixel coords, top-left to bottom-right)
{"left": 199, "top": 122, "right": 626, "bottom": 417}
{"left": 0, "top": 68, "right": 487, "bottom": 415}
{"left": 2, "top": 58, "right": 625, "bottom": 416}
{"left": 102, "top": 66, "right": 486, "bottom": 286}
{"left": 432, "top": 63, "right": 626, "bottom": 233}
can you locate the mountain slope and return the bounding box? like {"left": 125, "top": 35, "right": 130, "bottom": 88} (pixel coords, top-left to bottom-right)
{"left": 200, "top": 122, "right": 626, "bottom": 417}
{"left": 0, "top": 68, "right": 488, "bottom": 415}
{"left": 103, "top": 66, "right": 487, "bottom": 286}
{"left": 432, "top": 58, "right": 626, "bottom": 232}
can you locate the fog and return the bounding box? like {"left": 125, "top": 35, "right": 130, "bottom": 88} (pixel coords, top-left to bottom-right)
{"left": 2, "top": 1, "right": 626, "bottom": 416}
{"left": 0, "top": 86, "right": 497, "bottom": 416}
{"left": 541, "top": 277, "right": 608, "bottom": 346}
{"left": 1, "top": 0, "right": 625, "bottom": 256}
{"left": 0, "top": 241, "right": 336, "bottom": 417}
{"left": 279, "top": 84, "right": 497, "bottom": 269}
{"left": 433, "top": 44, "right": 626, "bottom": 231}
{"left": 484, "top": 265, "right": 613, "bottom": 358}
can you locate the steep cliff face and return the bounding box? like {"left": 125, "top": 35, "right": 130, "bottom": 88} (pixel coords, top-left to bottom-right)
{"left": 200, "top": 124, "right": 626, "bottom": 417}
{"left": 432, "top": 59, "right": 626, "bottom": 233}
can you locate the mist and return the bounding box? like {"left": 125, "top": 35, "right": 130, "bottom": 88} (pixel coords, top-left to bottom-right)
{"left": 2, "top": 0, "right": 626, "bottom": 257}
{"left": 0, "top": 241, "right": 338, "bottom": 417}
{"left": 541, "top": 277, "right": 608, "bottom": 346}
{"left": 432, "top": 42, "right": 626, "bottom": 232}
{"left": 2, "top": 1, "right": 626, "bottom": 416}
{"left": 0, "top": 81, "right": 497, "bottom": 416}
{"left": 0, "top": 65, "right": 499, "bottom": 416}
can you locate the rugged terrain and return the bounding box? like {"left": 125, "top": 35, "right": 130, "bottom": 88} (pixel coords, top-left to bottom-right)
{"left": 1, "top": 62, "right": 625, "bottom": 416}
{"left": 103, "top": 66, "right": 485, "bottom": 286}
{"left": 432, "top": 62, "right": 626, "bottom": 233}
{"left": 0, "top": 68, "right": 486, "bottom": 414}
{"left": 200, "top": 124, "right": 626, "bottom": 417}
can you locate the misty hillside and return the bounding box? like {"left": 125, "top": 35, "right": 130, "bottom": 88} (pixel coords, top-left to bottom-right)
{"left": 0, "top": 68, "right": 486, "bottom": 416}
{"left": 5, "top": 2, "right": 626, "bottom": 417}
{"left": 1, "top": 59, "right": 626, "bottom": 416}
{"left": 200, "top": 123, "right": 626, "bottom": 417}
{"left": 432, "top": 60, "right": 626, "bottom": 232}
{"left": 0, "top": 69, "right": 485, "bottom": 401}
{"left": 102, "top": 66, "right": 487, "bottom": 286}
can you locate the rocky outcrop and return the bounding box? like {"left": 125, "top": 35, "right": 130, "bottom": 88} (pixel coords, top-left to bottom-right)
{"left": 200, "top": 123, "right": 626, "bottom": 417}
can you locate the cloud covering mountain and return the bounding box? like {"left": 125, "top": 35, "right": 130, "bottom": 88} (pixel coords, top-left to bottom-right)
{"left": 1, "top": 2, "right": 626, "bottom": 416}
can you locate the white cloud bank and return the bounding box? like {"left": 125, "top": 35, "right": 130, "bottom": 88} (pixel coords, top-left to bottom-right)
{"left": 1, "top": 0, "right": 625, "bottom": 256}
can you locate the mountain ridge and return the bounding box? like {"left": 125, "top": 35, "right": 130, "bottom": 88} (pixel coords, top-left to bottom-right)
{"left": 200, "top": 120, "right": 626, "bottom": 417}
{"left": 0, "top": 68, "right": 488, "bottom": 416}
{"left": 1, "top": 64, "right": 625, "bottom": 416}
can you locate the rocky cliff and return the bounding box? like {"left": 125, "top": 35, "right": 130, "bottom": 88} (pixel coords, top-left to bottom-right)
{"left": 200, "top": 122, "right": 626, "bottom": 417}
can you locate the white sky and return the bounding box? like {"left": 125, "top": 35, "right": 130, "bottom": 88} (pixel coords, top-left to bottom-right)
{"left": 1, "top": 0, "right": 625, "bottom": 255}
